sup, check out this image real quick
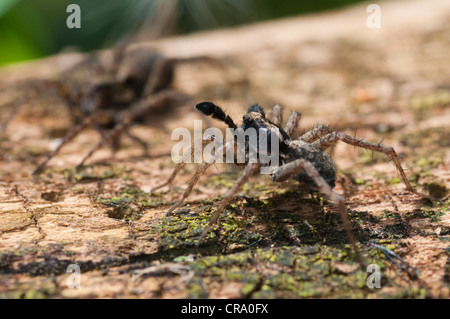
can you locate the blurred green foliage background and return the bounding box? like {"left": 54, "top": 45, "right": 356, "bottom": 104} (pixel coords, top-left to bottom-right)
{"left": 0, "top": 0, "right": 366, "bottom": 66}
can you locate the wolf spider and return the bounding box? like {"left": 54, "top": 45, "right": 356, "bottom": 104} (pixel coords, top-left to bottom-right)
{"left": 152, "top": 101, "right": 438, "bottom": 264}
{"left": 0, "top": 44, "right": 216, "bottom": 175}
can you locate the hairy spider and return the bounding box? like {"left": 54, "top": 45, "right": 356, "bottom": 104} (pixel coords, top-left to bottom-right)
{"left": 0, "top": 44, "right": 216, "bottom": 174}
{"left": 152, "top": 101, "right": 438, "bottom": 264}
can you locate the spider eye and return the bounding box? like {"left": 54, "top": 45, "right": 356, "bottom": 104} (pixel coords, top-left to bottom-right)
{"left": 243, "top": 115, "right": 254, "bottom": 124}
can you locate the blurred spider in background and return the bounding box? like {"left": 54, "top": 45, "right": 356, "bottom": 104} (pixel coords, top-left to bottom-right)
{"left": 0, "top": 44, "right": 219, "bottom": 175}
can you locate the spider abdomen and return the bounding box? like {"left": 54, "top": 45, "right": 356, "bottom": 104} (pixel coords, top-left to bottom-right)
{"left": 284, "top": 140, "right": 336, "bottom": 188}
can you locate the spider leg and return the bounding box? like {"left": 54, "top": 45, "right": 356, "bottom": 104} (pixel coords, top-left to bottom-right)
{"left": 108, "top": 39, "right": 131, "bottom": 75}
{"left": 283, "top": 111, "right": 301, "bottom": 137}
{"left": 165, "top": 140, "right": 233, "bottom": 216}
{"left": 94, "top": 126, "right": 119, "bottom": 152}
{"left": 150, "top": 161, "right": 185, "bottom": 193}
{"left": 197, "top": 162, "right": 260, "bottom": 246}
{"left": 271, "top": 158, "right": 363, "bottom": 266}
{"left": 270, "top": 104, "right": 284, "bottom": 126}
{"left": 75, "top": 90, "right": 189, "bottom": 170}
{"left": 75, "top": 119, "right": 132, "bottom": 170}
{"left": 126, "top": 130, "right": 150, "bottom": 156}
{"left": 142, "top": 56, "right": 175, "bottom": 96}
{"left": 313, "top": 131, "right": 440, "bottom": 201}
{"left": 307, "top": 125, "right": 339, "bottom": 158}
{"left": 127, "top": 90, "right": 190, "bottom": 119}
{"left": 32, "top": 113, "right": 102, "bottom": 175}
{"left": 150, "top": 138, "right": 211, "bottom": 193}
{"left": 298, "top": 124, "right": 332, "bottom": 143}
